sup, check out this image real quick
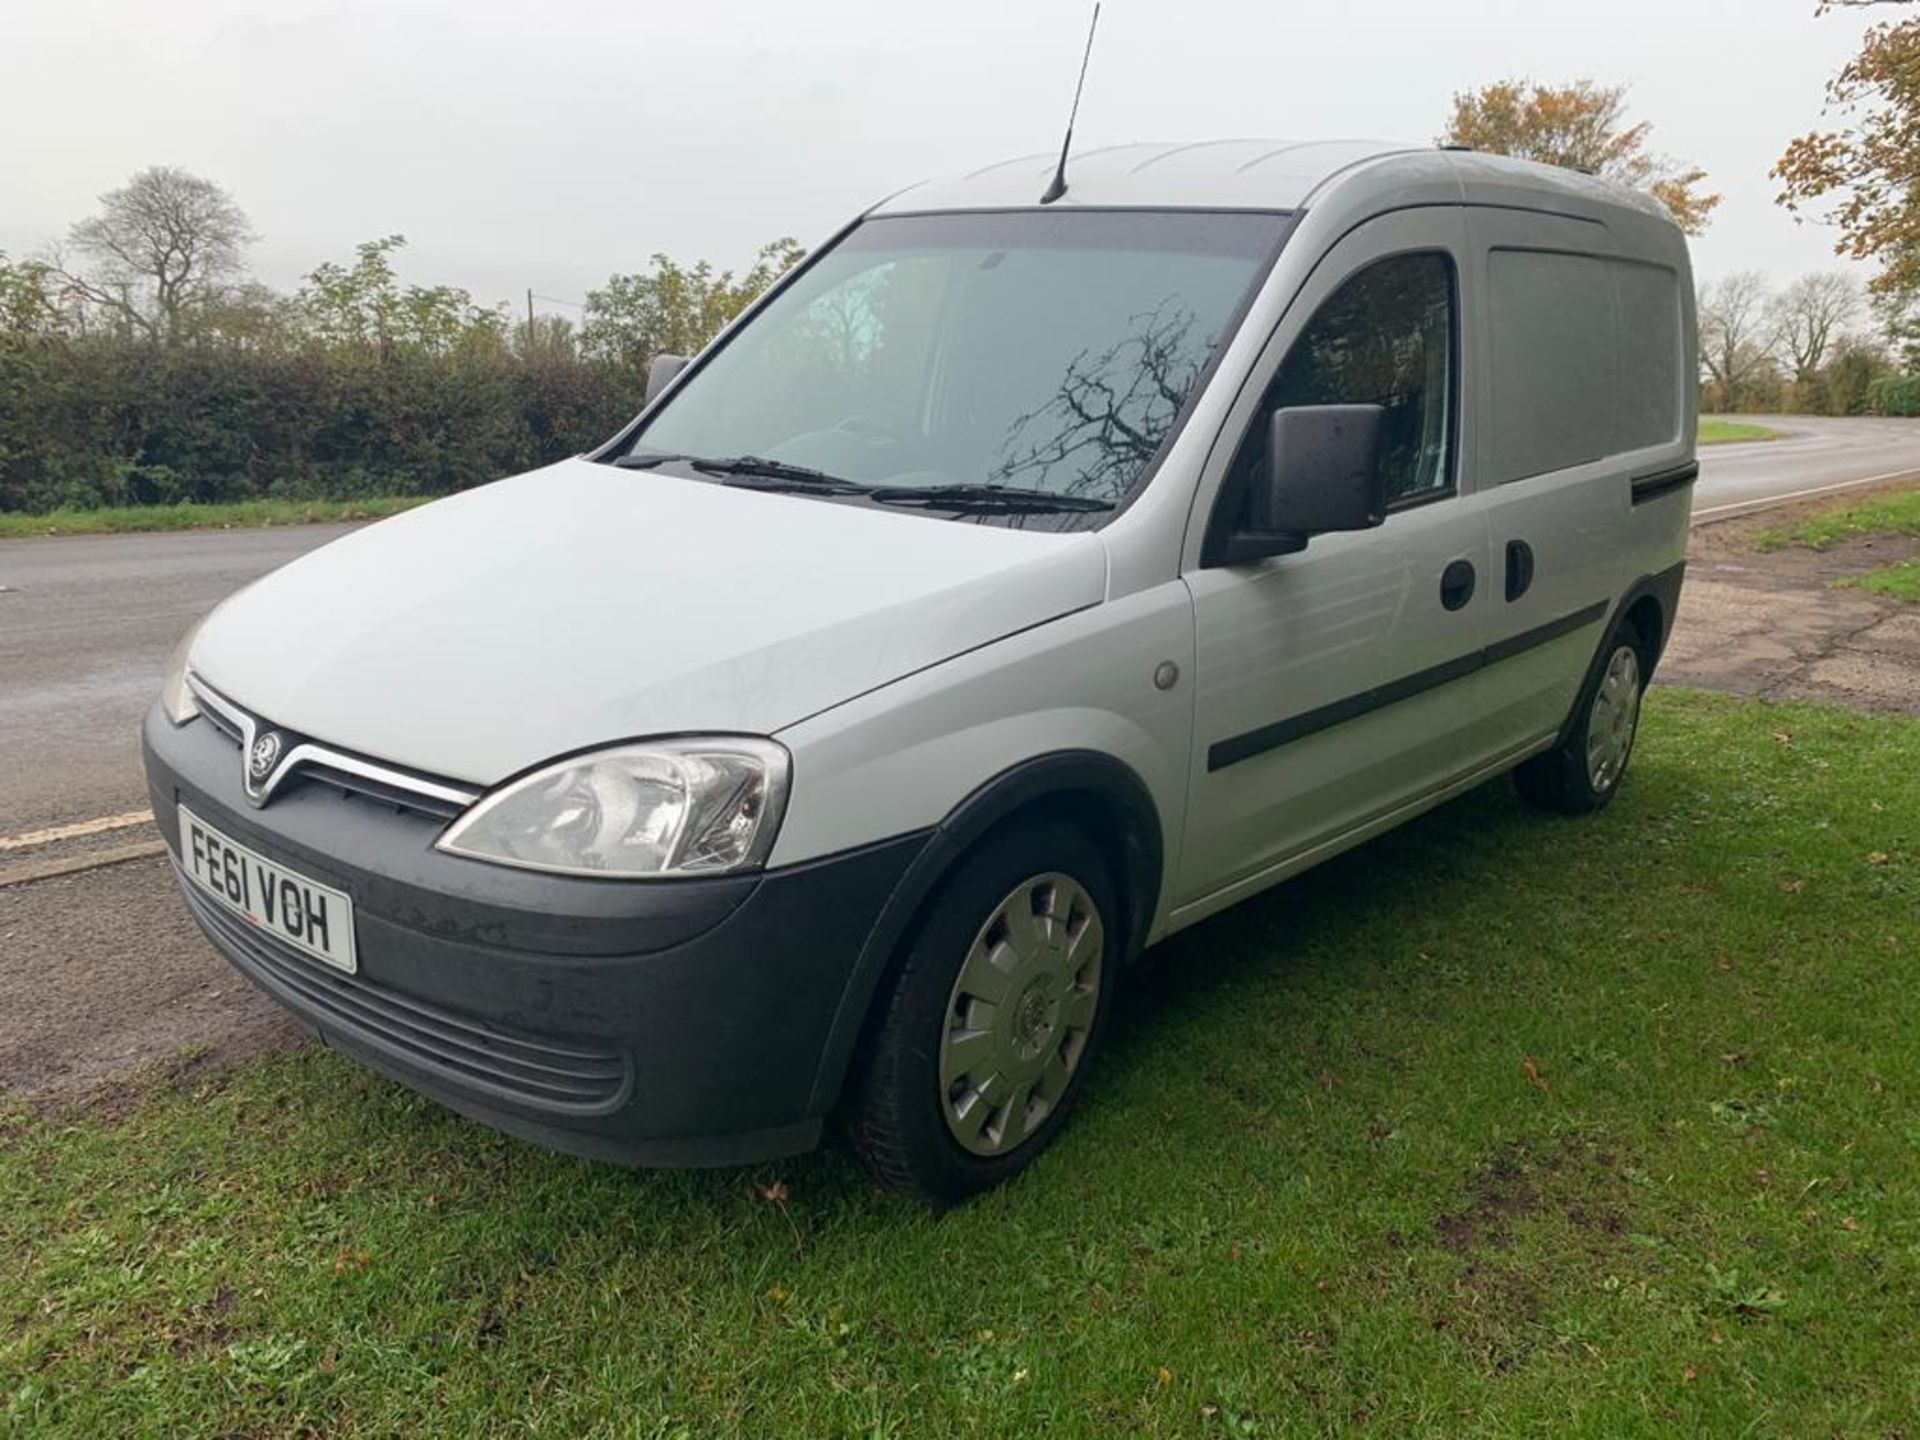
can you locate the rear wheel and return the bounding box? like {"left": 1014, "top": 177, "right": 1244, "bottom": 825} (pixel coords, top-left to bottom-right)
{"left": 1514, "top": 618, "right": 1649, "bottom": 815}
{"left": 846, "top": 816, "right": 1117, "bottom": 1204}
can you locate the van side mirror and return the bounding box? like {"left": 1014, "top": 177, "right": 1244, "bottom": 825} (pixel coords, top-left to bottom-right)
{"left": 646, "top": 353, "right": 690, "bottom": 405}
{"left": 1215, "top": 404, "right": 1389, "bottom": 564}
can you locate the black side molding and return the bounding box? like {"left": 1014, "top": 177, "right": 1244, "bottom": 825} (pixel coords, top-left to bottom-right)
{"left": 1207, "top": 599, "right": 1609, "bottom": 773}
{"left": 1630, "top": 461, "right": 1699, "bottom": 506}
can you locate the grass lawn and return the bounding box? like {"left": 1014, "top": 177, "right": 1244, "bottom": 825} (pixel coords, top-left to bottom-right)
{"left": 1697, "top": 419, "right": 1782, "bottom": 446}
{"left": 1756, "top": 488, "right": 1920, "bottom": 553}
{"left": 1839, "top": 559, "right": 1920, "bottom": 603}
{"left": 1756, "top": 487, "right": 1920, "bottom": 603}
{"left": 0, "top": 497, "right": 430, "bottom": 539}
{"left": 4, "top": 691, "right": 1918, "bottom": 1437}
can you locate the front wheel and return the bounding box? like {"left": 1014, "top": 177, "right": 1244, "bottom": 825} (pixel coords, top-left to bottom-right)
{"left": 845, "top": 816, "right": 1117, "bottom": 1204}
{"left": 1514, "top": 619, "right": 1648, "bottom": 815}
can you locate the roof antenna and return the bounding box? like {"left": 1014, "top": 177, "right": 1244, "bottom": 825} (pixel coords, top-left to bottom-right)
{"left": 1039, "top": 3, "right": 1101, "bottom": 205}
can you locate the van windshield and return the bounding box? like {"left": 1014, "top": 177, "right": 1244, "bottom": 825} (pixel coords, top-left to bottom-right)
{"left": 618, "top": 210, "right": 1286, "bottom": 526}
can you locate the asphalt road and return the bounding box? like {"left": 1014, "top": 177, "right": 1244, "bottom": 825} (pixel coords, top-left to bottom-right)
{"left": 1693, "top": 415, "right": 1920, "bottom": 519}
{"left": 3, "top": 416, "right": 1919, "bottom": 838}
{"left": 0, "top": 524, "right": 363, "bottom": 834}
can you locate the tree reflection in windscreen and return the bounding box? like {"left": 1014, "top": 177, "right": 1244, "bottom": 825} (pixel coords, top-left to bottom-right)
{"left": 990, "top": 297, "right": 1212, "bottom": 506}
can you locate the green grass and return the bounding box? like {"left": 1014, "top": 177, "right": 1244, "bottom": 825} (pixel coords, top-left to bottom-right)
{"left": 1755, "top": 487, "right": 1920, "bottom": 552}
{"left": 1697, "top": 419, "right": 1782, "bottom": 446}
{"left": 0, "top": 497, "right": 431, "bottom": 539}
{"left": 5, "top": 692, "right": 1919, "bottom": 1437}
{"left": 1754, "top": 487, "right": 1920, "bottom": 603}
{"left": 1839, "top": 558, "right": 1920, "bottom": 603}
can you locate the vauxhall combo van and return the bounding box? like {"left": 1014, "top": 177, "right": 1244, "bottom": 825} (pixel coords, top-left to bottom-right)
{"left": 146, "top": 140, "right": 1695, "bottom": 1201}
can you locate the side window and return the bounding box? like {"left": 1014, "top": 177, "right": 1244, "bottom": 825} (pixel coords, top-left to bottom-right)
{"left": 1223, "top": 252, "right": 1456, "bottom": 520}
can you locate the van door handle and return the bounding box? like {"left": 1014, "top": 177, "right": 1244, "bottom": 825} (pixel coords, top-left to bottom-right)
{"left": 1440, "top": 558, "right": 1476, "bottom": 612}
{"left": 1505, "top": 540, "right": 1535, "bottom": 602}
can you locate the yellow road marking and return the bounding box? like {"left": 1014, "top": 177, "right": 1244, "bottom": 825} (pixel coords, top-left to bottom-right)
{"left": 0, "top": 839, "right": 169, "bottom": 888}
{"left": 0, "top": 809, "right": 155, "bottom": 852}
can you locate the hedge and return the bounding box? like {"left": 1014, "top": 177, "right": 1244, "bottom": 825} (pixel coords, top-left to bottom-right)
{"left": 1868, "top": 374, "right": 1920, "bottom": 418}
{"left": 0, "top": 337, "right": 641, "bottom": 514}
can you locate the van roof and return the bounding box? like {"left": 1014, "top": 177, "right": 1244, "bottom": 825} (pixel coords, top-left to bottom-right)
{"left": 871, "top": 139, "right": 1673, "bottom": 226}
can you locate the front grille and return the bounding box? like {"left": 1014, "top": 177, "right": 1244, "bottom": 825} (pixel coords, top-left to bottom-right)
{"left": 189, "top": 674, "right": 477, "bottom": 822}
{"left": 298, "top": 763, "right": 470, "bottom": 822}
{"left": 179, "top": 872, "right": 631, "bottom": 1114}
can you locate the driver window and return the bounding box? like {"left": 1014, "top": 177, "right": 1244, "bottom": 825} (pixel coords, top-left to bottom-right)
{"left": 1220, "top": 252, "right": 1455, "bottom": 528}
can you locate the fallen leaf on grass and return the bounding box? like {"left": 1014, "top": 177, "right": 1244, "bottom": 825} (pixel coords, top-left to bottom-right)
{"left": 1683, "top": 1365, "right": 1698, "bottom": 1383}
{"left": 1714, "top": 951, "right": 1734, "bottom": 972}
{"left": 755, "top": 1179, "right": 803, "bottom": 1258}
{"left": 1867, "top": 852, "right": 1891, "bottom": 867}
{"left": 1523, "top": 1057, "right": 1548, "bottom": 1091}
{"left": 1157, "top": 1366, "right": 1172, "bottom": 1387}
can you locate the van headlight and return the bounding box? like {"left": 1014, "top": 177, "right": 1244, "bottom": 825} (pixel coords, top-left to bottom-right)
{"left": 159, "top": 618, "right": 206, "bottom": 725}
{"left": 435, "top": 738, "right": 791, "bottom": 879}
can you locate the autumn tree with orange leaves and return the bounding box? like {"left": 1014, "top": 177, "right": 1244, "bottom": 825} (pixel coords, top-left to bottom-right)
{"left": 1440, "top": 80, "right": 1722, "bottom": 235}
{"left": 1775, "top": 1, "right": 1920, "bottom": 315}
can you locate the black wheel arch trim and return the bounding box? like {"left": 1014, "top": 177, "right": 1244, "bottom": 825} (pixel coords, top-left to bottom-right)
{"left": 805, "top": 749, "right": 1165, "bottom": 1116}
{"left": 1552, "top": 558, "right": 1687, "bottom": 748}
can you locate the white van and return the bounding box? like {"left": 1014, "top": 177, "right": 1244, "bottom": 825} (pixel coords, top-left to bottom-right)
{"left": 146, "top": 140, "right": 1695, "bottom": 1201}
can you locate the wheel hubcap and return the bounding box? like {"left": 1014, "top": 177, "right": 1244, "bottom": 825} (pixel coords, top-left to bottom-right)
{"left": 1586, "top": 644, "right": 1643, "bottom": 792}
{"left": 939, "top": 872, "right": 1104, "bottom": 1157}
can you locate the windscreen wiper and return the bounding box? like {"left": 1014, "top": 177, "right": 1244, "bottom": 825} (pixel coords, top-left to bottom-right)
{"left": 611, "top": 451, "right": 868, "bottom": 495}
{"left": 867, "top": 483, "right": 1116, "bottom": 514}
{"left": 691, "top": 455, "right": 870, "bottom": 494}
{"left": 609, "top": 451, "right": 697, "bottom": 469}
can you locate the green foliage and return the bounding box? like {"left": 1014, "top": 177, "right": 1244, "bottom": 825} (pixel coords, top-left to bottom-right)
{"left": 1822, "top": 338, "right": 1886, "bottom": 414}
{"left": 0, "top": 231, "right": 802, "bottom": 515}
{"left": 1868, "top": 372, "right": 1920, "bottom": 415}
{"left": 291, "top": 236, "right": 508, "bottom": 357}
{"left": 580, "top": 238, "right": 804, "bottom": 371}
{"left": 4, "top": 694, "right": 1919, "bottom": 1434}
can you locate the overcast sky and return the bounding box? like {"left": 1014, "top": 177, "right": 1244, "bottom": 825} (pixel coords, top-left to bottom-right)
{"left": 2, "top": 0, "right": 1882, "bottom": 317}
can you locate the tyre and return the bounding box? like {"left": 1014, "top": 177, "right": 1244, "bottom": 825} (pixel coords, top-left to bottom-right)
{"left": 1514, "top": 616, "right": 1649, "bottom": 815}
{"left": 846, "top": 814, "right": 1118, "bottom": 1204}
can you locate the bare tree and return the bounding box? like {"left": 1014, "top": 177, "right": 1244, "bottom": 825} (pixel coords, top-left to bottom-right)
{"left": 1769, "top": 272, "right": 1863, "bottom": 381}
{"left": 60, "top": 166, "right": 256, "bottom": 343}
{"left": 1698, "top": 271, "right": 1773, "bottom": 412}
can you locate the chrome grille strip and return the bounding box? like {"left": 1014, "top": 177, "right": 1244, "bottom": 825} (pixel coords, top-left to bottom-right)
{"left": 186, "top": 672, "right": 481, "bottom": 814}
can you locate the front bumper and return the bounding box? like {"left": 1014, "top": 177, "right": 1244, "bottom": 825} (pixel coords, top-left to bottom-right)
{"left": 143, "top": 705, "right": 925, "bottom": 1166}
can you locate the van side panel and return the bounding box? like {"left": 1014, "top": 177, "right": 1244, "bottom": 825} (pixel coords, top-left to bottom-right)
{"left": 1461, "top": 207, "right": 1694, "bottom": 762}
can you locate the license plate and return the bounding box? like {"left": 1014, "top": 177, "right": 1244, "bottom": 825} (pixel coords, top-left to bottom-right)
{"left": 177, "top": 804, "right": 357, "bottom": 974}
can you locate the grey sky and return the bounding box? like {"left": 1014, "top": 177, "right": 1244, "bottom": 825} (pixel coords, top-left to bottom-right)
{"left": 2, "top": 0, "right": 1882, "bottom": 318}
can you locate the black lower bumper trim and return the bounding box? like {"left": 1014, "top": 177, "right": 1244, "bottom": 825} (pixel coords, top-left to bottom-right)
{"left": 145, "top": 704, "right": 928, "bottom": 1168}
{"left": 178, "top": 871, "right": 634, "bottom": 1114}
